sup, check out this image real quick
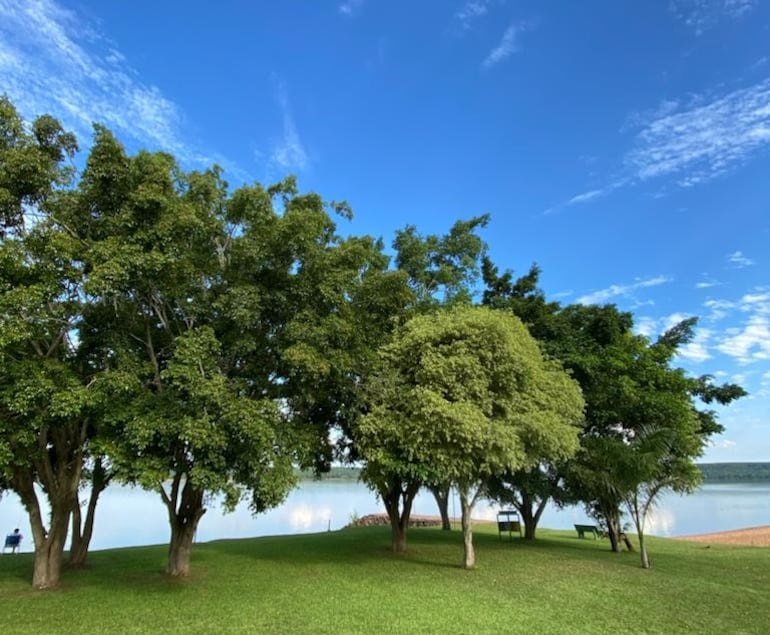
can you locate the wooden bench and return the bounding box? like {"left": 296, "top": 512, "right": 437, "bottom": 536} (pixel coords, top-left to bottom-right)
{"left": 574, "top": 524, "right": 601, "bottom": 539}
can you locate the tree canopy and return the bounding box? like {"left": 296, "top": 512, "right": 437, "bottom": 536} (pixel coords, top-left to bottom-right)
{"left": 357, "top": 305, "right": 584, "bottom": 566}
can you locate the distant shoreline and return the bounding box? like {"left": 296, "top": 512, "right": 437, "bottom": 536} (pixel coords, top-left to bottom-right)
{"left": 296, "top": 464, "right": 770, "bottom": 484}
{"left": 697, "top": 462, "right": 770, "bottom": 483}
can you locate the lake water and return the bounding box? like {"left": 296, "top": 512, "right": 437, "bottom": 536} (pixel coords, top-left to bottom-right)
{"left": 1, "top": 481, "right": 768, "bottom": 551}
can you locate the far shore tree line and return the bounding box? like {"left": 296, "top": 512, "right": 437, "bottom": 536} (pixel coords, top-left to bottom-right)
{"left": 0, "top": 97, "right": 746, "bottom": 589}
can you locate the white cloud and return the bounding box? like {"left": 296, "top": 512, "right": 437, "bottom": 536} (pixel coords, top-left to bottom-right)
{"left": 678, "top": 328, "right": 713, "bottom": 362}
{"left": 635, "top": 316, "right": 659, "bottom": 337}
{"left": 716, "top": 314, "right": 770, "bottom": 364}
{"left": 703, "top": 298, "right": 735, "bottom": 321}
{"left": 454, "top": 1, "right": 496, "bottom": 31}
{"left": 663, "top": 312, "right": 693, "bottom": 331}
{"left": 566, "top": 189, "right": 605, "bottom": 205}
{"left": 577, "top": 275, "right": 673, "bottom": 305}
{"left": 626, "top": 80, "right": 770, "bottom": 186}
{"left": 482, "top": 21, "right": 531, "bottom": 68}
{"left": 695, "top": 273, "right": 721, "bottom": 289}
{"left": 0, "top": 0, "right": 218, "bottom": 167}
{"left": 739, "top": 290, "right": 770, "bottom": 312}
{"left": 709, "top": 438, "right": 737, "bottom": 449}
{"left": 727, "top": 250, "right": 757, "bottom": 268}
{"left": 559, "top": 78, "right": 770, "bottom": 210}
{"left": 670, "top": 0, "right": 757, "bottom": 34}
{"left": 338, "top": 0, "right": 365, "bottom": 17}
{"left": 270, "top": 84, "right": 309, "bottom": 173}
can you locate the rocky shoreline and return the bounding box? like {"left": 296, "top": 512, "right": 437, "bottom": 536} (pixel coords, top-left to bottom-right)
{"left": 346, "top": 513, "right": 443, "bottom": 528}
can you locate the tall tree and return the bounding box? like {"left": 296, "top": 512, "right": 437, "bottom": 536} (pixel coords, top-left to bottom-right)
{"left": 75, "top": 129, "right": 400, "bottom": 576}
{"left": 0, "top": 98, "right": 92, "bottom": 589}
{"left": 358, "top": 306, "right": 584, "bottom": 566}
{"left": 481, "top": 259, "right": 571, "bottom": 539}
{"left": 614, "top": 319, "right": 745, "bottom": 568}
{"left": 390, "top": 216, "right": 491, "bottom": 527}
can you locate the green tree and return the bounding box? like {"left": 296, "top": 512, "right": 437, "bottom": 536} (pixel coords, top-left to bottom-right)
{"left": 481, "top": 259, "right": 571, "bottom": 539}
{"left": 75, "top": 128, "right": 399, "bottom": 576}
{"left": 616, "top": 320, "right": 745, "bottom": 568}
{"left": 391, "top": 215, "right": 490, "bottom": 528}
{"left": 563, "top": 315, "right": 745, "bottom": 563}
{"left": 357, "top": 306, "right": 583, "bottom": 567}
{"left": 0, "top": 98, "right": 92, "bottom": 589}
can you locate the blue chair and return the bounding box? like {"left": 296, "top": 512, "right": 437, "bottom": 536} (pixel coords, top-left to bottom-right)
{"left": 3, "top": 533, "right": 21, "bottom": 554}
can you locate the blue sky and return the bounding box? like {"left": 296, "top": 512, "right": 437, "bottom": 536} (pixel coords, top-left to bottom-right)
{"left": 1, "top": 0, "right": 768, "bottom": 461}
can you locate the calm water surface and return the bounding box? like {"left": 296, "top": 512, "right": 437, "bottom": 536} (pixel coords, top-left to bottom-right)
{"left": 1, "top": 481, "right": 768, "bottom": 551}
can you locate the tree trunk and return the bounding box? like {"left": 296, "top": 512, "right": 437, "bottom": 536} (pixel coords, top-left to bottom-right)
{"left": 29, "top": 498, "right": 71, "bottom": 589}
{"left": 603, "top": 508, "right": 622, "bottom": 553}
{"left": 637, "top": 531, "right": 649, "bottom": 568}
{"left": 68, "top": 458, "right": 110, "bottom": 568}
{"left": 389, "top": 519, "right": 407, "bottom": 553}
{"left": 380, "top": 478, "right": 420, "bottom": 553}
{"left": 519, "top": 492, "right": 548, "bottom": 540}
{"left": 460, "top": 490, "right": 475, "bottom": 569}
{"left": 164, "top": 478, "right": 206, "bottom": 577}
{"left": 168, "top": 517, "right": 199, "bottom": 577}
{"left": 430, "top": 483, "right": 452, "bottom": 531}
{"left": 12, "top": 466, "right": 78, "bottom": 590}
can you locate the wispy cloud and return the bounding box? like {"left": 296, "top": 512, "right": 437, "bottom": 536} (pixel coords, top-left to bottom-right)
{"left": 482, "top": 21, "right": 531, "bottom": 68}
{"left": 577, "top": 275, "right": 673, "bottom": 305}
{"left": 566, "top": 189, "right": 605, "bottom": 205}
{"left": 557, "top": 78, "right": 770, "bottom": 211}
{"left": 716, "top": 315, "right": 770, "bottom": 364}
{"left": 678, "top": 327, "right": 713, "bottom": 362}
{"left": 269, "top": 84, "right": 309, "bottom": 173}
{"left": 715, "top": 287, "right": 770, "bottom": 364}
{"left": 454, "top": 1, "right": 497, "bottom": 31}
{"left": 670, "top": 0, "right": 757, "bottom": 34}
{"left": 625, "top": 80, "right": 770, "bottom": 187}
{"left": 0, "top": 0, "right": 221, "bottom": 168}
{"left": 709, "top": 438, "right": 737, "bottom": 449}
{"left": 727, "top": 250, "right": 756, "bottom": 268}
{"left": 338, "top": 0, "right": 365, "bottom": 17}
{"left": 704, "top": 298, "right": 736, "bottom": 321}
{"left": 695, "top": 277, "right": 721, "bottom": 289}
{"left": 633, "top": 312, "right": 712, "bottom": 361}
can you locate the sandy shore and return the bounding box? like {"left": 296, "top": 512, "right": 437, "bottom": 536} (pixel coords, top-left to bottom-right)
{"left": 675, "top": 525, "right": 770, "bottom": 547}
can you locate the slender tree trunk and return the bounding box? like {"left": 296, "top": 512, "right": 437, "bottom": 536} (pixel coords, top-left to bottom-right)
{"left": 602, "top": 507, "right": 622, "bottom": 553}
{"left": 460, "top": 490, "right": 475, "bottom": 569}
{"left": 637, "top": 531, "right": 649, "bottom": 568}
{"left": 68, "top": 458, "right": 110, "bottom": 568}
{"left": 164, "top": 479, "right": 206, "bottom": 577}
{"left": 430, "top": 483, "right": 452, "bottom": 531}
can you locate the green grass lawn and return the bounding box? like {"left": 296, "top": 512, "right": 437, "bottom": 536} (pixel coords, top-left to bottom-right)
{"left": 1, "top": 524, "right": 767, "bottom": 634}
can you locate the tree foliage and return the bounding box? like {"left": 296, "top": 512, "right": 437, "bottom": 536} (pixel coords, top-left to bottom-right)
{"left": 357, "top": 306, "right": 584, "bottom": 566}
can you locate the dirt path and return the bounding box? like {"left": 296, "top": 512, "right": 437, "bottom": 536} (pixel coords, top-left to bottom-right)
{"left": 676, "top": 525, "right": 770, "bottom": 546}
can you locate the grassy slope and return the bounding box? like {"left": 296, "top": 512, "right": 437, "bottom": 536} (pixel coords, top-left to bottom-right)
{"left": 0, "top": 525, "right": 767, "bottom": 634}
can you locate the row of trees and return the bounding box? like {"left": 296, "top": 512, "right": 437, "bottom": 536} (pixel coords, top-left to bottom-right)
{"left": 0, "top": 97, "right": 745, "bottom": 589}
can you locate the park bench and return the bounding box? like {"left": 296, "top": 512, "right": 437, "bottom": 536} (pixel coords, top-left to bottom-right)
{"left": 3, "top": 533, "right": 21, "bottom": 554}
{"left": 574, "top": 524, "right": 601, "bottom": 539}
